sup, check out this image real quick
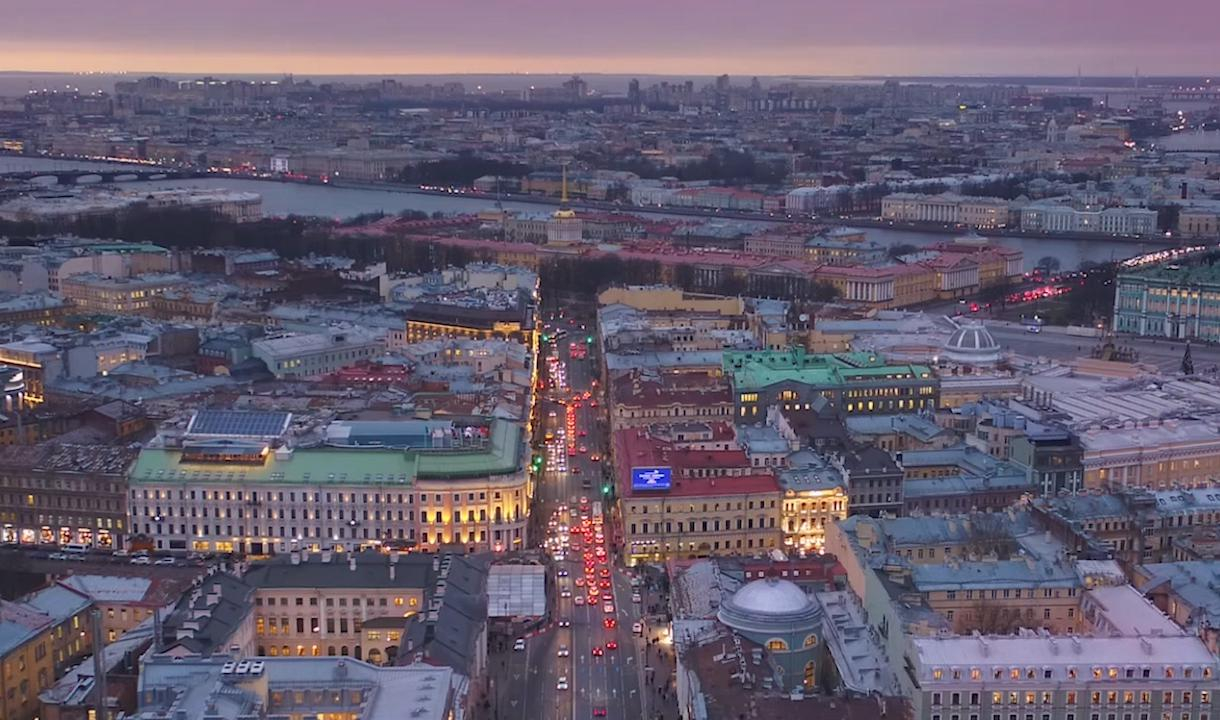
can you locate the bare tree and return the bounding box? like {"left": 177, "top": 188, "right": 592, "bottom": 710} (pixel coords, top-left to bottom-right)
{"left": 962, "top": 513, "right": 1018, "bottom": 559}
{"left": 969, "top": 599, "right": 1024, "bottom": 634}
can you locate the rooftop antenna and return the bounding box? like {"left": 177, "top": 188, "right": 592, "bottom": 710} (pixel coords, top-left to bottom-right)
{"left": 1076, "top": 66, "right": 1082, "bottom": 88}
{"left": 1134, "top": 67, "right": 1140, "bottom": 89}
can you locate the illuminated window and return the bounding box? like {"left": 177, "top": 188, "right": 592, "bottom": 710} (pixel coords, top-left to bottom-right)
{"left": 767, "top": 639, "right": 788, "bottom": 651}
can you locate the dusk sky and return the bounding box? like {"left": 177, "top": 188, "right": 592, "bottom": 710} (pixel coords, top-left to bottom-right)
{"left": 3, "top": 0, "right": 1219, "bottom": 77}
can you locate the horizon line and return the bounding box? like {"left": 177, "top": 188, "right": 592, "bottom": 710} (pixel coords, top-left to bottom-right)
{"left": 1, "top": 69, "right": 1216, "bottom": 81}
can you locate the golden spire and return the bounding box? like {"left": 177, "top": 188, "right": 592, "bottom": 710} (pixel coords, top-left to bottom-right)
{"left": 553, "top": 162, "right": 576, "bottom": 219}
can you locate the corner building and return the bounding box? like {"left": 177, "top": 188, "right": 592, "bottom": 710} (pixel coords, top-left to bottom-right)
{"left": 127, "top": 413, "right": 531, "bottom": 555}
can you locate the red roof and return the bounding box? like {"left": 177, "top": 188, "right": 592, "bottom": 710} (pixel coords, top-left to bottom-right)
{"left": 610, "top": 374, "right": 732, "bottom": 409}
{"left": 612, "top": 427, "right": 778, "bottom": 498}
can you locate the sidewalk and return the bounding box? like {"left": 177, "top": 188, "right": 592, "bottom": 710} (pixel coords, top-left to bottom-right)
{"left": 637, "top": 570, "right": 680, "bottom": 720}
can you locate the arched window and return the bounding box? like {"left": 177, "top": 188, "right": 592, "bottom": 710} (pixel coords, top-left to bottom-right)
{"left": 767, "top": 638, "right": 788, "bottom": 652}
{"left": 804, "top": 661, "right": 816, "bottom": 689}
{"left": 340, "top": 645, "right": 349, "bottom": 656}
{"left": 804, "top": 634, "right": 818, "bottom": 648}
{"left": 327, "top": 646, "right": 336, "bottom": 656}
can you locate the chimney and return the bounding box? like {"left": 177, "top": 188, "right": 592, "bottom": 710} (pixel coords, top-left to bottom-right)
{"left": 349, "top": 555, "right": 357, "bottom": 572}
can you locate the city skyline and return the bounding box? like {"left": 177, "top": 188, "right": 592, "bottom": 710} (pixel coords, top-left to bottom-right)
{"left": 3, "top": 0, "right": 1219, "bottom": 77}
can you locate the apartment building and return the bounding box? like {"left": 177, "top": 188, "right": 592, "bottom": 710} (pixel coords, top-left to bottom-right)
{"left": 131, "top": 655, "right": 456, "bottom": 720}
{"left": 0, "top": 584, "right": 94, "bottom": 720}
{"left": 127, "top": 411, "right": 531, "bottom": 555}
{"left": 1032, "top": 488, "right": 1220, "bottom": 567}
{"left": 1078, "top": 420, "right": 1220, "bottom": 490}
{"left": 905, "top": 556, "right": 1084, "bottom": 635}
{"left": 723, "top": 348, "right": 939, "bottom": 419}
{"left": 777, "top": 454, "right": 849, "bottom": 553}
{"left": 613, "top": 426, "right": 783, "bottom": 563}
{"left": 608, "top": 372, "right": 734, "bottom": 431}
{"left": 907, "top": 633, "right": 1219, "bottom": 720}
{"left": 244, "top": 551, "right": 431, "bottom": 663}
{"left": 0, "top": 444, "right": 136, "bottom": 550}
{"left": 57, "top": 273, "right": 186, "bottom": 315}
{"left": 251, "top": 329, "right": 385, "bottom": 379}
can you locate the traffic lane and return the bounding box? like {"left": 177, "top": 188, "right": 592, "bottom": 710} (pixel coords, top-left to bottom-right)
{"left": 600, "top": 639, "right": 631, "bottom": 720}
{"left": 579, "top": 575, "right": 618, "bottom": 711}
{"left": 991, "top": 329, "right": 1189, "bottom": 373}
{"left": 494, "top": 635, "right": 542, "bottom": 720}
{"left": 610, "top": 568, "right": 646, "bottom": 720}
{"left": 544, "top": 632, "right": 574, "bottom": 720}
{"left": 555, "top": 593, "right": 588, "bottom": 720}
{"left": 573, "top": 601, "right": 602, "bottom": 720}
{"left": 986, "top": 326, "right": 1111, "bottom": 359}
{"left": 989, "top": 324, "right": 1220, "bottom": 369}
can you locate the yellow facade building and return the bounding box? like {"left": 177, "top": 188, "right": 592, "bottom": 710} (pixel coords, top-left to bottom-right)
{"left": 0, "top": 584, "right": 94, "bottom": 720}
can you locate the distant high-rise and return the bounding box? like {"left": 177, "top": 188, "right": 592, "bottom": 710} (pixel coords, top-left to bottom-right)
{"left": 628, "top": 78, "right": 641, "bottom": 107}
{"left": 562, "top": 75, "right": 588, "bottom": 100}
{"left": 716, "top": 74, "right": 731, "bottom": 93}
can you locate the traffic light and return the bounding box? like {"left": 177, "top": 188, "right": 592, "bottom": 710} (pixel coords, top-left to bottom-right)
{"left": 586, "top": 336, "right": 593, "bottom": 344}
{"left": 542, "top": 334, "right": 550, "bottom": 342}
{"left": 601, "top": 484, "right": 611, "bottom": 496}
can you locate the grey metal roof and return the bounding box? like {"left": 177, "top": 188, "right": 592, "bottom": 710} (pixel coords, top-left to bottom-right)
{"left": 244, "top": 552, "right": 435, "bottom": 590}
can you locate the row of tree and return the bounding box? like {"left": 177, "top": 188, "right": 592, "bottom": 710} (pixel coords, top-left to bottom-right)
{"left": 395, "top": 151, "right": 531, "bottom": 187}
{"left": 1, "top": 207, "right": 854, "bottom": 305}
{"left": 579, "top": 148, "right": 788, "bottom": 185}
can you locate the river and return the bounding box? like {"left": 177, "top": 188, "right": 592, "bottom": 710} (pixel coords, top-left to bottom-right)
{"left": 1, "top": 155, "right": 1175, "bottom": 271}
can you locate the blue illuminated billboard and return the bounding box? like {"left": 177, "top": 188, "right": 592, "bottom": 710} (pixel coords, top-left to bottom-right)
{"left": 631, "top": 466, "right": 672, "bottom": 491}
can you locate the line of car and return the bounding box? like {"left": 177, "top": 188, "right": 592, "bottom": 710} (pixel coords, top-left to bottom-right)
{"left": 42, "top": 549, "right": 180, "bottom": 565}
